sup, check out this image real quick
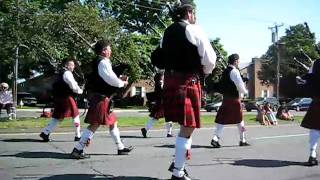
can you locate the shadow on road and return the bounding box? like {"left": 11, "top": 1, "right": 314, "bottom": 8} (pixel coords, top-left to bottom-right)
{"left": 0, "top": 151, "right": 70, "bottom": 159}
{"left": 154, "top": 144, "right": 239, "bottom": 149}
{"left": 38, "top": 174, "right": 162, "bottom": 180}
{"left": 1, "top": 138, "right": 71, "bottom": 143}
{"left": 2, "top": 138, "right": 44, "bottom": 142}
{"left": 232, "top": 159, "right": 306, "bottom": 167}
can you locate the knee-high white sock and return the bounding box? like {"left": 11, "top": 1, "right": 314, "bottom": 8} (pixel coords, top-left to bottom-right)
{"left": 237, "top": 120, "right": 246, "bottom": 142}
{"left": 166, "top": 122, "right": 173, "bottom": 135}
{"left": 110, "top": 125, "right": 125, "bottom": 150}
{"left": 145, "top": 117, "right": 156, "bottom": 131}
{"left": 75, "top": 128, "right": 94, "bottom": 151}
{"left": 73, "top": 115, "right": 81, "bottom": 138}
{"left": 173, "top": 136, "right": 190, "bottom": 177}
{"left": 213, "top": 123, "right": 224, "bottom": 141}
{"left": 309, "top": 129, "right": 320, "bottom": 158}
{"left": 42, "top": 118, "right": 59, "bottom": 135}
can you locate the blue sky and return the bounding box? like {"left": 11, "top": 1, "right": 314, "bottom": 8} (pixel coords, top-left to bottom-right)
{"left": 196, "top": 0, "right": 320, "bottom": 64}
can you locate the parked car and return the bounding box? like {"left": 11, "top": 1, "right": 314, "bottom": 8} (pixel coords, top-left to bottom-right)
{"left": 244, "top": 97, "right": 280, "bottom": 112}
{"left": 17, "top": 92, "right": 38, "bottom": 106}
{"left": 205, "top": 101, "right": 222, "bottom": 112}
{"left": 286, "top": 98, "right": 312, "bottom": 111}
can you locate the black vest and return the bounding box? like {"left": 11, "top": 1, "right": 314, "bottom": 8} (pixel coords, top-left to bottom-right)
{"left": 161, "top": 21, "right": 202, "bottom": 73}
{"left": 52, "top": 70, "right": 74, "bottom": 98}
{"left": 221, "top": 66, "right": 239, "bottom": 99}
{"left": 88, "top": 57, "right": 120, "bottom": 97}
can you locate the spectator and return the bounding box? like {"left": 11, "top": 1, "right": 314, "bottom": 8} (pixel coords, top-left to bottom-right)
{"left": 276, "top": 102, "right": 294, "bottom": 121}
{"left": 256, "top": 104, "right": 271, "bottom": 125}
{"left": 264, "top": 102, "right": 278, "bottom": 125}
{"left": 0, "top": 82, "right": 14, "bottom": 119}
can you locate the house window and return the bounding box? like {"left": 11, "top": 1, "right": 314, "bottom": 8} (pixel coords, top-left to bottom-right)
{"left": 135, "top": 87, "right": 142, "bottom": 96}
{"left": 262, "top": 90, "right": 268, "bottom": 97}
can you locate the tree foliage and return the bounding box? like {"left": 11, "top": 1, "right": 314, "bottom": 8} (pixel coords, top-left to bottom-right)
{"left": 259, "top": 23, "right": 320, "bottom": 85}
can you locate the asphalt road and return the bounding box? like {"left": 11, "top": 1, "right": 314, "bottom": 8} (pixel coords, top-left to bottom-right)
{"left": 0, "top": 123, "right": 319, "bottom": 180}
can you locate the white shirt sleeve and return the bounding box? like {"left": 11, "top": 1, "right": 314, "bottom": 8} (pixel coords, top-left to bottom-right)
{"left": 185, "top": 24, "right": 216, "bottom": 74}
{"left": 98, "top": 60, "right": 124, "bottom": 88}
{"left": 63, "top": 71, "right": 83, "bottom": 94}
{"left": 230, "top": 68, "right": 248, "bottom": 95}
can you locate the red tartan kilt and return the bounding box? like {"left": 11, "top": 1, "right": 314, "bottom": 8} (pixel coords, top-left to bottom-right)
{"left": 301, "top": 98, "right": 320, "bottom": 130}
{"left": 84, "top": 94, "right": 117, "bottom": 126}
{"left": 52, "top": 96, "right": 79, "bottom": 119}
{"left": 215, "top": 98, "right": 243, "bottom": 125}
{"left": 163, "top": 72, "right": 201, "bottom": 128}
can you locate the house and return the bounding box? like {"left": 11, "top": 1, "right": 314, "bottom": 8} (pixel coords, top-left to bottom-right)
{"left": 240, "top": 58, "right": 275, "bottom": 99}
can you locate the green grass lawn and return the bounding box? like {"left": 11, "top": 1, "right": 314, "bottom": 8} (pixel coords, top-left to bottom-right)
{"left": 0, "top": 115, "right": 303, "bottom": 131}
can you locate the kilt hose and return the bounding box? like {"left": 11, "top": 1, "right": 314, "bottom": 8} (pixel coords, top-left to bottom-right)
{"left": 163, "top": 72, "right": 201, "bottom": 128}
{"left": 301, "top": 98, "right": 320, "bottom": 130}
{"left": 84, "top": 93, "right": 117, "bottom": 126}
{"left": 215, "top": 98, "right": 243, "bottom": 125}
{"left": 149, "top": 99, "right": 164, "bottom": 120}
{"left": 52, "top": 96, "right": 79, "bottom": 119}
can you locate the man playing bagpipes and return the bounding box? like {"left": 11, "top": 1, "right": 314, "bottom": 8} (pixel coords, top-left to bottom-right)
{"left": 141, "top": 71, "right": 174, "bottom": 138}
{"left": 71, "top": 39, "right": 133, "bottom": 159}
{"left": 152, "top": 3, "right": 216, "bottom": 179}
{"left": 299, "top": 59, "right": 320, "bottom": 166}
{"left": 40, "top": 58, "right": 83, "bottom": 142}
{"left": 210, "top": 54, "right": 250, "bottom": 148}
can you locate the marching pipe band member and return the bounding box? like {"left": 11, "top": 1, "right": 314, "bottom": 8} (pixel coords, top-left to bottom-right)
{"left": 210, "top": 54, "right": 250, "bottom": 148}
{"left": 152, "top": 4, "right": 216, "bottom": 179}
{"left": 300, "top": 59, "right": 320, "bottom": 166}
{"left": 71, "top": 39, "right": 133, "bottom": 159}
{"left": 141, "top": 71, "right": 174, "bottom": 138}
{"left": 40, "top": 58, "right": 83, "bottom": 142}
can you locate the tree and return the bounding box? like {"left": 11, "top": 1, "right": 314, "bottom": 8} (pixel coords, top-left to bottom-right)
{"left": 259, "top": 23, "right": 319, "bottom": 85}
{"left": 258, "top": 23, "right": 319, "bottom": 98}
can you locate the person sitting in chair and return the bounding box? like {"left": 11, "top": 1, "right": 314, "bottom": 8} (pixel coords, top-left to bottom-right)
{"left": 0, "top": 82, "right": 14, "bottom": 119}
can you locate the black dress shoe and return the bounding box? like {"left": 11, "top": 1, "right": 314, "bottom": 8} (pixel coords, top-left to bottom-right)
{"left": 74, "top": 136, "right": 81, "bottom": 141}
{"left": 118, "top": 146, "right": 134, "bottom": 155}
{"left": 168, "top": 162, "right": 189, "bottom": 177}
{"left": 239, "top": 141, "right": 250, "bottom": 146}
{"left": 141, "top": 128, "right": 147, "bottom": 138}
{"left": 167, "top": 134, "right": 174, "bottom": 138}
{"left": 307, "top": 156, "right": 318, "bottom": 166}
{"left": 70, "top": 148, "right": 90, "bottom": 159}
{"left": 39, "top": 132, "right": 50, "bottom": 142}
{"left": 210, "top": 139, "right": 221, "bottom": 148}
{"left": 170, "top": 175, "right": 191, "bottom": 180}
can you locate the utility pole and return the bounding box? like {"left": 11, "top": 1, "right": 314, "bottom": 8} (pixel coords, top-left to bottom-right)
{"left": 268, "top": 23, "right": 283, "bottom": 99}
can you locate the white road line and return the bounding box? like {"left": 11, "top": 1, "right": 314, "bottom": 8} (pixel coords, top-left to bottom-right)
{"left": 252, "top": 133, "right": 308, "bottom": 140}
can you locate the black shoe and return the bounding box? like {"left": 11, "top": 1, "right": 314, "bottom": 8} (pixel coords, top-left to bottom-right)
{"left": 168, "top": 162, "right": 189, "bottom": 177}
{"left": 307, "top": 156, "right": 318, "bottom": 166}
{"left": 40, "top": 132, "right": 50, "bottom": 142}
{"left": 239, "top": 141, "right": 250, "bottom": 146}
{"left": 74, "top": 136, "right": 81, "bottom": 141}
{"left": 70, "top": 148, "right": 90, "bottom": 159}
{"left": 118, "top": 146, "right": 134, "bottom": 155}
{"left": 141, "top": 128, "right": 147, "bottom": 138}
{"left": 167, "top": 134, "right": 174, "bottom": 138}
{"left": 210, "top": 139, "right": 221, "bottom": 148}
{"left": 170, "top": 175, "right": 191, "bottom": 180}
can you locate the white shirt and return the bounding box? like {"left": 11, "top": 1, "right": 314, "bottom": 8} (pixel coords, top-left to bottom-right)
{"left": 98, "top": 57, "right": 124, "bottom": 88}
{"left": 63, "top": 70, "right": 83, "bottom": 94}
{"left": 161, "top": 20, "right": 216, "bottom": 74}
{"left": 229, "top": 65, "right": 248, "bottom": 96}
{"left": 0, "top": 91, "right": 13, "bottom": 104}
